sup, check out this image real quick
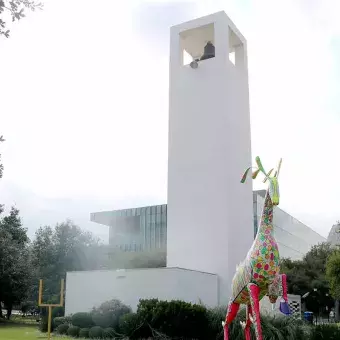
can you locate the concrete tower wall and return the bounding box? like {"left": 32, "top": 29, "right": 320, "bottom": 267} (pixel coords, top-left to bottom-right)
{"left": 167, "top": 11, "right": 254, "bottom": 304}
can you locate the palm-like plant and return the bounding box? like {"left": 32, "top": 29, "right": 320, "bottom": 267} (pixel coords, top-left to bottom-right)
{"left": 206, "top": 306, "right": 308, "bottom": 340}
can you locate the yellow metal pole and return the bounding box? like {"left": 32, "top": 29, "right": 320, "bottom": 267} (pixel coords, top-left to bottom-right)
{"left": 38, "top": 278, "right": 65, "bottom": 339}
{"left": 47, "top": 305, "right": 52, "bottom": 340}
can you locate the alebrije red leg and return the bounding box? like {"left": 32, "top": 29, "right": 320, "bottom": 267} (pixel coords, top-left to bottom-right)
{"left": 247, "top": 283, "right": 262, "bottom": 340}
{"left": 223, "top": 301, "right": 240, "bottom": 340}
{"left": 281, "top": 274, "right": 288, "bottom": 302}
{"left": 279, "top": 273, "right": 291, "bottom": 315}
{"left": 244, "top": 304, "right": 253, "bottom": 340}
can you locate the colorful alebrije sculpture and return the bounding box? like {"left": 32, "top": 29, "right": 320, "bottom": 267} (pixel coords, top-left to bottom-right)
{"left": 222, "top": 156, "right": 291, "bottom": 340}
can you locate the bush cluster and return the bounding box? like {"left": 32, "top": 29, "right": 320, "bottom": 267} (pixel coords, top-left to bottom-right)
{"left": 310, "top": 324, "right": 340, "bottom": 340}
{"left": 118, "top": 313, "right": 142, "bottom": 338}
{"left": 89, "top": 325, "right": 104, "bottom": 338}
{"left": 55, "top": 297, "right": 340, "bottom": 340}
{"left": 59, "top": 299, "right": 130, "bottom": 338}
{"left": 56, "top": 323, "right": 69, "bottom": 335}
{"left": 67, "top": 325, "right": 80, "bottom": 337}
{"left": 72, "top": 312, "right": 94, "bottom": 328}
{"left": 53, "top": 315, "right": 71, "bottom": 327}
{"left": 103, "top": 327, "right": 115, "bottom": 338}
{"left": 79, "top": 327, "right": 90, "bottom": 338}
{"left": 134, "top": 298, "right": 209, "bottom": 339}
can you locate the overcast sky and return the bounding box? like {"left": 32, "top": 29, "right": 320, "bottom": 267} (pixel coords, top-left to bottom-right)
{"left": 0, "top": 0, "right": 339, "bottom": 240}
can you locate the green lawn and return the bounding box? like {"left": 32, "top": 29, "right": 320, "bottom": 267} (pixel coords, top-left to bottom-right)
{"left": 0, "top": 324, "right": 72, "bottom": 339}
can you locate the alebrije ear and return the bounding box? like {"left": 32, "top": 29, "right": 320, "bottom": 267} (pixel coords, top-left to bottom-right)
{"left": 255, "top": 156, "right": 266, "bottom": 174}
{"left": 263, "top": 168, "right": 274, "bottom": 183}
{"left": 241, "top": 167, "right": 252, "bottom": 183}
{"left": 252, "top": 169, "right": 260, "bottom": 179}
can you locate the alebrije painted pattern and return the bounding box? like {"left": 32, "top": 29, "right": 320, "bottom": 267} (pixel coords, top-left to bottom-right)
{"left": 223, "top": 157, "right": 291, "bottom": 340}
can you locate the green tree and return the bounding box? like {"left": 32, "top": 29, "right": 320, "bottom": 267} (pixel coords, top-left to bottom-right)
{"left": 0, "top": 0, "right": 43, "bottom": 38}
{"left": 281, "top": 242, "right": 334, "bottom": 316}
{"left": 1, "top": 206, "right": 28, "bottom": 244}
{"left": 326, "top": 250, "right": 340, "bottom": 320}
{"left": 0, "top": 207, "right": 32, "bottom": 319}
{"left": 29, "top": 220, "right": 103, "bottom": 304}
{"left": 326, "top": 251, "right": 340, "bottom": 293}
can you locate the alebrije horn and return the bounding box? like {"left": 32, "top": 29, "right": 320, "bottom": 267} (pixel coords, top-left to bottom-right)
{"left": 263, "top": 168, "right": 274, "bottom": 183}
{"left": 276, "top": 158, "right": 283, "bottom": 178}
{"left": 241, "top": 167, "right": 252, "bottom": 183}
{"left": 255, "top": 156, "right": 266, "bottom": 174}
{"left": 252, "top": 169, "right": 260, "bottom": 179}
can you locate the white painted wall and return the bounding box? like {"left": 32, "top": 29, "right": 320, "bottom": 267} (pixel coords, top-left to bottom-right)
{"left": 167, "top": 11, "right": 253, "bottom": 305}
{"left": 65, "top": 267, "right": 218, "bottom": 315}
{"left": 255, "top": 194, "right": 326, "bottom": 260}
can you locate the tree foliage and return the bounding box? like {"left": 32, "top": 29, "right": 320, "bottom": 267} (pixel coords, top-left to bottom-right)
{"left": 107, "top": 248, "right": 166, "bottom": 269}
{"left": 326, "top": 250, "right": 340, "bottom": 299}
{"left": 29, "top": 220, "right": 104, "bottom": 304}
{"left": 281, "top": 242, "right": 334, "bottom": 314}
{"left": 0, "top": 0, "right": 43, "bottom": 38}
{"left": 0, "top": 206, "right": 32, "bottom": 319}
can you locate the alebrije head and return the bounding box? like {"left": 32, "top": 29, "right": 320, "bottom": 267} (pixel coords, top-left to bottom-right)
{"left": 241, "top": 157, "right": 282, "bottom": 206}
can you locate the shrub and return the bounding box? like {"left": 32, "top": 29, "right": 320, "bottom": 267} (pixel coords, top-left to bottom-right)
{"left": 136, "top": 299, "right": 209, "bottom": 339}
{"left": 119, "top": 313, "right": 143, "bottom": 339}
{"left": 136, "top": 298, "right": 159, "bottom": 315}
{"left": 157, "top": 300, "right": 208, "bottom": 339}
{"left": 56, "top": 323, "right": 69, "bottom": 335}
{"left": 103, "top": 327, "right": 115, "bottom": 338}
{"left": 208, "top": 310, "right": 308, "bottom": 340}
{"left": 133, "top": 299, "right": 310, "bottom": 340}
{"left": 91, "top": 299, "right": 131, "bottom": 330}
{"left": 91, "top": 311, "right": 116, "bottom": 329}
{"left": 79, "top": 328, "right": 90, "bottom": 338}
{"left": 67, "top": 325, "right": 80, "bottom": 338}
{"left": 310, "top": 324, "right": 340, "bottom": 340}
{"left": 206, "top": 306, "right": 230, "bottom": 340}
{"left": 54, "top": 316, "right": 71, "bottom": 328}
{"left": 269, "top": 315, "right": 307, "bottom": 340}
{"left": 72, "top": 312, "right": 93, "bottom": 328}
{"left": 39, "top": 316, "right": 48, "bottom": 333}
{"left": 89, "top": 326, "right": 104, "bottom": 339}
{"left": 95, "top": 299, "right": 131, "bottom": 317}
{"left": 135, "top": 298, "right": 159, "bottom": 337}
{"left": 52, "top": 306, "right": 65, "bottom": 318}
{"left": 20, "top": 301, "right": 35, "bottom": 315}
{"left": 39, "top": 315, "right": 55, "bottom": 333}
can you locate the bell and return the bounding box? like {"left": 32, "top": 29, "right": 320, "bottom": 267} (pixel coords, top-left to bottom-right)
{"left": 200, "top": 41, "right": 215, "bottom": 61}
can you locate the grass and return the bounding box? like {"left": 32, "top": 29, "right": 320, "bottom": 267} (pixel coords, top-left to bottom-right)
{"left": 0, "top": 325, "right": 44, "bottom": 340}
{"left": 0, "top": 324, "right": 73, "bottom": 339}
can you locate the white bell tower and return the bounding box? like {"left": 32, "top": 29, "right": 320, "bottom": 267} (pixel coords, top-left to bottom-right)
{"left": 167, "top": 11, "right": 254, "bottom": 304}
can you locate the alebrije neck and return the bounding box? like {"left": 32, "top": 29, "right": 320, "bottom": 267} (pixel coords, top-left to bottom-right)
{"left": 257, "top": 189, "right": 274, "bottom": 235}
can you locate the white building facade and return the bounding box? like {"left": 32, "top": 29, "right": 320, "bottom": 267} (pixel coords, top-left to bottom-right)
{"left": 66, "top": 12, "right": 325, "bottom": 315}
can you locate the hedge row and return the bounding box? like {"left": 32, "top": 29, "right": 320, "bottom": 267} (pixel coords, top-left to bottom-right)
{"left": 54, "top": 298, "right": 340, "bottom": 340}
{"left": 56, "top": 324, "right": 115, "bottom": 338}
